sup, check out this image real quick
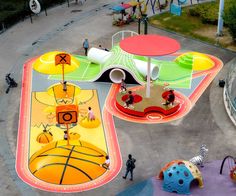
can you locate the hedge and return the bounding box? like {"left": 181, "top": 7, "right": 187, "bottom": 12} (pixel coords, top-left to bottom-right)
{"left": 188, "top": 0, "right": 233, "bottom": 25}
{"left": 224, "top": 1, "right": 236, "bottom": 41}
{"left": 0, "top": 0, "right": 67, "bottom": 31}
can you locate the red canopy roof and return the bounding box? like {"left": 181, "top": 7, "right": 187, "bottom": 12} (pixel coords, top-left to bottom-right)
{"left": 120, "top": 34, "right": 180, "bottom": 57}
{"left": 122, "top": 3, "right": 132, "bottom": 9}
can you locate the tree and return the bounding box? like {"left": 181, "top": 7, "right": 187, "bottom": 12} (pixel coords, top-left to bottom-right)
{"left": 224, "top": 1, "right": 236, "bottom": 41}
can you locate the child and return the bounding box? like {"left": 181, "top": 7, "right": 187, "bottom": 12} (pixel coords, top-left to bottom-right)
{"left": 124, "top": 91, "right": 134, "bottom": 108}
{"left": 87, "top": 107, "right": 95, "bottom": 121}
{"left": 101, "top": 155, "right": 110, "bottom": 169}
{"left": 60, "top": 81, "right": 67, "bottom": 92}
{"left": 163, "top": 90, "right": 175, "bottom": 106}
{"left": 64, "top": 131, "right": 68, "bottom": 140}
{"left": 120, "top": 79, "right": 127, "bottom": 93}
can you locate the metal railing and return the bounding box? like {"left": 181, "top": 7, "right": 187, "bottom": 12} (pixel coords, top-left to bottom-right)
{"left": 112, "top": 30, "right": 138, "bottom": 48}
{"left": 224, "top": 61, "right": 236, "bottom": 126}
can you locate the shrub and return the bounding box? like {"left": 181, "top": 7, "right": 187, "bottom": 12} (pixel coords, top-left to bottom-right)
{"left": 189, "top": 2, "right": 218, "bottom": 24}
{"left": 188, "top": 0, "right": 235, "bottom": 25}
{"left": 0, "top": 0, "right": 67, "bottom": 29}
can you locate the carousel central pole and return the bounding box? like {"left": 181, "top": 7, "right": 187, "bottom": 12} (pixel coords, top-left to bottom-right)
{"left": 146, "top": 57, "right": 151, "bottom": 98}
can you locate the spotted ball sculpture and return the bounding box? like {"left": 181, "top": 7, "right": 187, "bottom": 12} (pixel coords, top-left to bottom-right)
{"left": 158, "top": 160, "right": 203, "bottom": 195}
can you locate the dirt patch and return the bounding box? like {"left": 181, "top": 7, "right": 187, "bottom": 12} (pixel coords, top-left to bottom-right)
{"left": 194, "top": 26, "right": 236, "bottom": 51}
{"left": 150, "top": 20, "right": 161, "bottom": 26}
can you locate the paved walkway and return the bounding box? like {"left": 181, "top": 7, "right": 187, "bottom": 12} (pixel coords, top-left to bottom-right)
{"left": 0, "top": 0, "right": 236, "bottom": 195}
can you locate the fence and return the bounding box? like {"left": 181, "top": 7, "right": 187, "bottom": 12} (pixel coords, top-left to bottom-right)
{"left": 224, "top": 58, "right": 236, "bottom": 126}
{"left": 112, "top": 30, "right": 139, "bottom": 48}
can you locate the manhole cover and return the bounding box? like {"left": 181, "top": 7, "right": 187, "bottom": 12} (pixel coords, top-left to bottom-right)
{"left": 71, "top": 10, "right": 82, "bottom": 13}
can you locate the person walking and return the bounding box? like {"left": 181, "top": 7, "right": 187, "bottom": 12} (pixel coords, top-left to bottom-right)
{"left": 123, "top": 154, "right": 136, "bottom": 181}
{"left": 83, "top": 38, "right": 89, "bottom": 56}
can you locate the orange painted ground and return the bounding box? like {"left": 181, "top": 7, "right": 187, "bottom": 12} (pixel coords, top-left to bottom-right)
{"left": 16, "top": 53, "right": 223, "bottom": 192}
{"left": 16, "top": 58, "right": 122, "bottom": 192}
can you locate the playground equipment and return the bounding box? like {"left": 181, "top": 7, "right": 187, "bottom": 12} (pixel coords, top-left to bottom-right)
{"left": 116, "top": 85, "right": 181, "bottom": 116}
{"left": 36, "top": 124, "right": 53, "bottom": 144}
{"left": 109, "top": 68, "right": 126, "bottom": 83}
{"left": 175, "top": 52, "right": 214, "bottom": 71}
{"left": 120, "top": 34, "right": 180, "bottom": 97}
{"left": 33, "top": 51, "right": 79, "bottom": 74}
{"left": 111, "top": 1, "right": 147, "bottom": 26}
{"left": 112, "top": 30, "right": 138, "bottom": 48}
{"left": 87, "top": 47, "right": 159, "bottom": 83}
{"left": 158, "top": 160, "right": 203, "bottom": 194}
{"left": 29, "top": 140, "right": 108, "bottom": 185}
{"left": 47, "top": 82, "right": 81, "bottom": 105}
{"left": 87, "top": 48, "right": 112, "bottom": 65}
{"left": 16, "top": 29, "right": 224, "bottom": 192}
{"left": 146, "top": 0, "right": 187, "bottom": 14}
{"left": 189, "top": 144, "right": 208, "bottom": 167}
{"left": 220, "top": 155, "right": 236, "bottom": 182}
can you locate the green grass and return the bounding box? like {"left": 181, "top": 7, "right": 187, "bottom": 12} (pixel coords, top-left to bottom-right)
{"left": 149, "top": 7, "right": 218, "bottom": 45}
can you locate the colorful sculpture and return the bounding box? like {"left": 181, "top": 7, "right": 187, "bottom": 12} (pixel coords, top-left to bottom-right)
{"left": 29, "top": 140, "right": 108, "bottom": 184}
{"left": 220, "top": 155, "right": 236, "bottom": 182}
{"left": 230, "top": 167, "right": 236, "bottom": 182}
{"left": 189, "top": 144, "right": 208, "bottom": 167}
{"left": 159, "top": 160, "right": 203, "bottom": 195}
{"left": 175, "top": 52, "right": 214, "bottom": 71}
{"left": 36, "top": 124, "right": 53, "bottom": 144}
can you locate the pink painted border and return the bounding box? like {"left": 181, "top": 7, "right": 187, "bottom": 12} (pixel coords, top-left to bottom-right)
{"left": 15, "top": 58, "right": 122, "bottom": 192}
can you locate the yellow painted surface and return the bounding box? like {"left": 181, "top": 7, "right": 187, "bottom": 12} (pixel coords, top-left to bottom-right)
{"left": 30, "top": 90, "right": 107, "bottom": 157}
{"left": 33, "top": 51, "right": 79, "bottom": 74}
{"left": 191, "top": 52, "right": 214, "bottom": 71}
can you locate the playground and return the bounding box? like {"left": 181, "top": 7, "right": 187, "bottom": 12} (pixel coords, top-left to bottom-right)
{"left": 15, "top": 30, "right": 225, "bottom": 193}
{"left": 0, "top": 0, "right": 235, "bottom": 195}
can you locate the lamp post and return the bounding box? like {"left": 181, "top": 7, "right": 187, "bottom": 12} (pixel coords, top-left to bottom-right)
{"left": 143, "top": 14, "right": 148, "bottom": 35}
{"left": 217, "top": 0, "right": 225, "bottom": 36}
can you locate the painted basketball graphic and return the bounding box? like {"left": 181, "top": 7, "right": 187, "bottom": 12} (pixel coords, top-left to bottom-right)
{"left": 36, "top": 132, "right": 53, "bottom": 144}
{"left": 29, "top": 140, "right": 107, "bottom": 184}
